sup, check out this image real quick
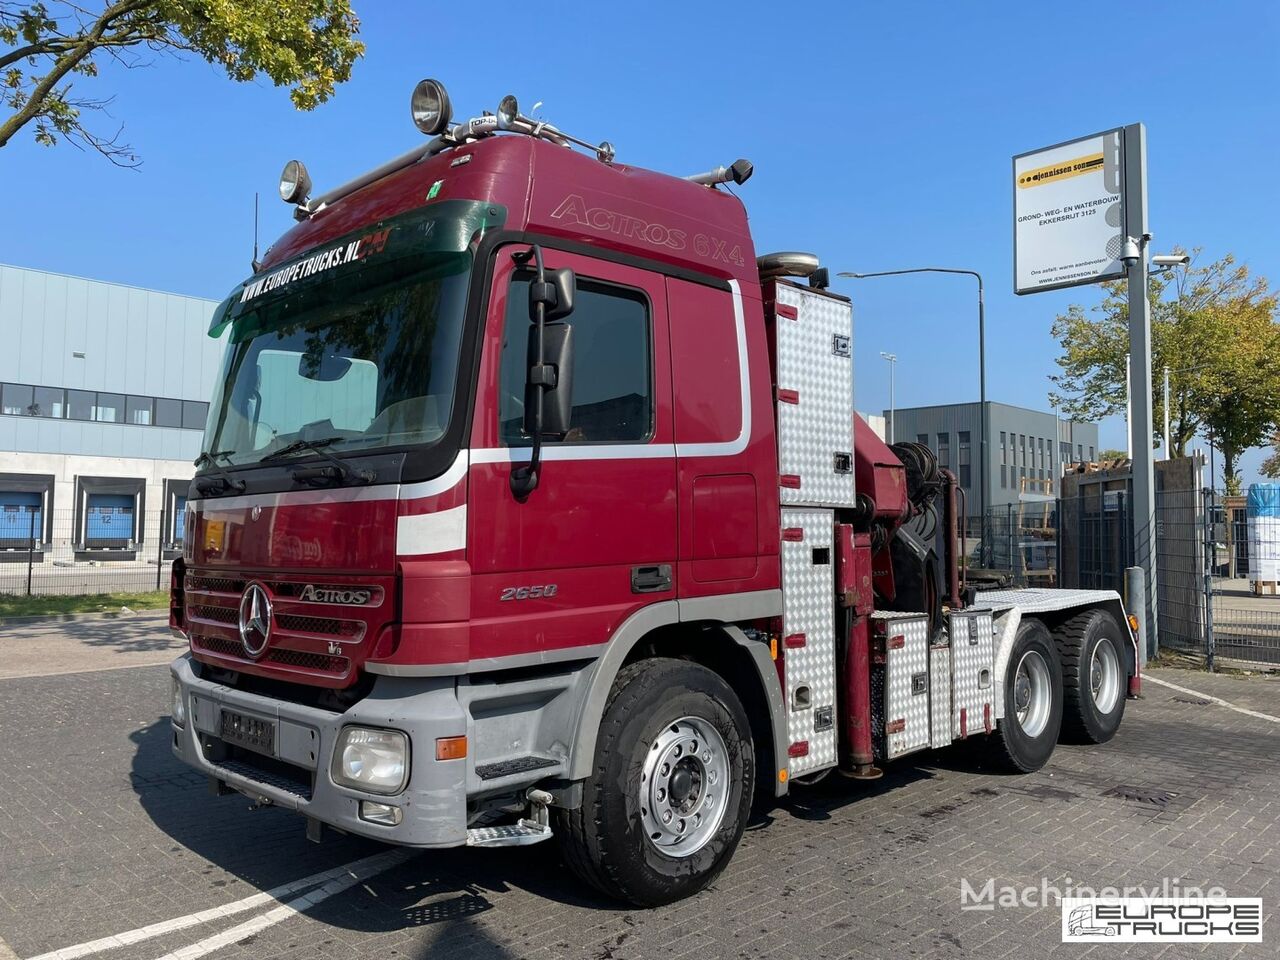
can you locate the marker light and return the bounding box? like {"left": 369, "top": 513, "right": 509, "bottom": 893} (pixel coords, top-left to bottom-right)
{"left": 411, "top": 79, "right": 452, "bottom": 136}
{"left": 278, "top": 159, "right": 312, "bottom": 205}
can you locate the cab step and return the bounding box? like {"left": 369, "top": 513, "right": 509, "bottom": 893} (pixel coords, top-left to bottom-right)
{"left": 465, "top": 788, "right": 554, "bottom": 848}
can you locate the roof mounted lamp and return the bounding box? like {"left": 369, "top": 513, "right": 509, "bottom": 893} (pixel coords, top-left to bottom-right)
{"left": 411, "top": 79, "right": 453, "bottom": 136}
{"left": 279, "top": 160, "right": 312, "bottom": 205}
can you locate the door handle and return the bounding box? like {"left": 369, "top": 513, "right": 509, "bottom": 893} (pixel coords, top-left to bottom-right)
{"left": 631, "top": 564, "right": 673, "bottom": 594}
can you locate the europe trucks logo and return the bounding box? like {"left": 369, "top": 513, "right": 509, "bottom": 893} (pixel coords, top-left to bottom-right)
{"left": 239, "top": 228, "right": 391, "bottom": 303}
{"left": 1061, "top": 899, "right": 1262, "bottom": 943}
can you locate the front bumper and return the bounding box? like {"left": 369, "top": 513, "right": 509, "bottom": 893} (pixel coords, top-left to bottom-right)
{"left": 169, "top": 654, "right": 468, "bottom": 847}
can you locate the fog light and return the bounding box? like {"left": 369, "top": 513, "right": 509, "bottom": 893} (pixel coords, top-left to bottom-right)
{"left": 171, "top": 676, "right": 186, "bottom": 727}
{"left": 359, "top": 800, "right": 403, "bottom": 826}
{"left": 279, "top": 159, "right": 312, "bottom": 205}
{"left": 331, "top": 727, "right": 409, "bottom": 795}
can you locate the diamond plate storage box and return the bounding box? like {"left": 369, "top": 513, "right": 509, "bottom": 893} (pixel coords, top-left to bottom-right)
{"left": 950, "top": 610, "right": 995, "bottom": 740}
{"left": 780, "top": 508, "right": 837, "bottom": 776}
{"left": 768, "top": 281, "right": 855, "bottom": 509}
{"left": 870, "top": 612, "right": 931, "bottom": 760}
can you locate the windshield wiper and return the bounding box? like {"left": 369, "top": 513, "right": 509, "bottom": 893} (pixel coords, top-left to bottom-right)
{"left": 262, "top": 437, "right": 374, "bottom": 485}
{"left": 193, "top": 449, "right": 246, "bottom": 495}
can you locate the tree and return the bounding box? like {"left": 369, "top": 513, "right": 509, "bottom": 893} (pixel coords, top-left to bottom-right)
{"left": 1, "top": 1, "right": 363, "bottom": 165}
{"left": 1096, "top": 449, "right": 1127, "bottom": 461}
{"left": 1262, "top": 431, "right": 1280, "bottom": 480}
{"left": 1049, "top": 249, "right": 1280, "bottom": 495}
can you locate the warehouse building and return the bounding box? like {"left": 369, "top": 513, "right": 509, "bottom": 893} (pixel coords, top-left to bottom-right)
{"left": 886, "top": 401, "right": 1099, "bottom": 513}
{"left": 0, "top": 264, "right": 222, "bottom": 563}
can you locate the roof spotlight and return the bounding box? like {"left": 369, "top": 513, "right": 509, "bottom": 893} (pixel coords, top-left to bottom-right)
{"left": 497, "top": 94, "right": 519, "bottom": 130}
{"left": 411, "top": 79, "right": 453, "bottom": 136}
{"left": 279, "top": 159, "right": 312, "bottom": 205}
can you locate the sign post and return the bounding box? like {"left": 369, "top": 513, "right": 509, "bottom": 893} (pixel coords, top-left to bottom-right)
{"left": 1014, "top": 124, "right": 1158, "bottom": 651}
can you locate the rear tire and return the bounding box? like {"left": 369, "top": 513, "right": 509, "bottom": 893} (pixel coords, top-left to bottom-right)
{"left": 556, "top": 658, "right": 754, "bottom": 906}
{"left": 986, "top": 619, "right": 1062, "bottom": 773}
{"left": 1055, "top": 609, "right": 1127, "bottom": 744}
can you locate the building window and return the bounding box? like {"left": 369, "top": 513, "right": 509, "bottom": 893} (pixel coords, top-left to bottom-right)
{"left": 500, "top": 277, "right": 652, "bottom": 444}
{"left": 1001, "top": 464, "right": 1007, "bottom": 488}
{"left": 1000, "top": 431, "right": 1007, "bottom": 464}
{"left": 917, "top": 433, "right": 929, "bottom": 447}
{"left": 937, "top": 432, "right": 950, "bottom": 467}
{"left": 1061, "top": 440, "right": 1071, "bottom": 464}
{"left": 67, "top": 389, "right": 94, "bottom": 421}
{"left": 1078, "top": 443, "right": 1083, "bottom": 461}
{"left": 182, "top": 401, "right": 208, "bottom": 431}
{"left": 1089, "top": 445, "right": 1095, "bottom": 461}
{"left": 31, "top": 386, "right": 65, "bottom": 418}
{"left": 126, "top": 396, "right": 153, "bottom": 425}
{"left": 93, "top": 392, "right": 125, "bottom": 423}
{"left": 1, "top": 383, "right": 33, "bottom": 416}
{"left": 958, "top": 431, "right": 971, "bottom": 487}
{"left": 154, "top": 398, "right": 182, "bottom": 428}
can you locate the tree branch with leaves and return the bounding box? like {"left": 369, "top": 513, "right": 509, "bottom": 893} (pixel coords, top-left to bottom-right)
{"left": 1, "top": 0, "right": 363, "bottom": 166}
{"left": 1048, "top": 249, "right": 1280, "bottom": 495}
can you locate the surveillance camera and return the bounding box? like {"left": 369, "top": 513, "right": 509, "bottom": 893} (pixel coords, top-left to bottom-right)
{"left": 1151, "top": 254, "right": 1191, "bottom": 268}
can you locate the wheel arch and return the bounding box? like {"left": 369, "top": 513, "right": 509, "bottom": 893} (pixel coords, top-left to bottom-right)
{"left": 565, "top": 599, "right": 788, "bottom": 798}
{"left": 990, "top": 596, "right": 1136, "bottom": 720}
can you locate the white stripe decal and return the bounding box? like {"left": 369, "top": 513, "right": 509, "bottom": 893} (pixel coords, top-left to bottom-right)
{"left": 397, "top": 504, "right": 467, "bottom": 556}
{"left": 399, "top": 449, "right": 469, "bottom": 499}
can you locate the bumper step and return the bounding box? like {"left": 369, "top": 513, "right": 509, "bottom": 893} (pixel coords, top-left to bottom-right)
{"left": 475, "top": 755, "right": 558, "bottom": 780}
{"left": 465, "top": 788, "right": 554, "bottom": 848}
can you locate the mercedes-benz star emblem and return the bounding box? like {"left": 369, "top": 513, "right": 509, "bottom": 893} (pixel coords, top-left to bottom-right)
{"left": 238, "top": 582, "right": 272, "bottom": 658}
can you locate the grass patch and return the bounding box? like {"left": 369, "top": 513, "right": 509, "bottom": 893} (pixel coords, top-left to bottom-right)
{"left": 0, "top": 590, "right": 170, "bottom": 619}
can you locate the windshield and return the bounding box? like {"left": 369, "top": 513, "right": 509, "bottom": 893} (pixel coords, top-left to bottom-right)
{"left": 201, "top": 201, "right": 504, "bottom": 467}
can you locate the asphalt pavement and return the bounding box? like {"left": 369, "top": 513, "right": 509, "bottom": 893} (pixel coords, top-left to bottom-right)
{"left": 0, "top": 618, "right": 1276, "bottom": 959}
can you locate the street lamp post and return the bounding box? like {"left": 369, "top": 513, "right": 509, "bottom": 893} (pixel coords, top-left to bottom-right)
{"left": 838, "top": 268, "right": 987, "bottom": 523}
{"left": 880, "top": 351, "right": 898, "bottom": 444}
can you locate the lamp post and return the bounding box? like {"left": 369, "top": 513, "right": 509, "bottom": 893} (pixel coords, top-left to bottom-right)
{"left": 838, "top": 268, "right": 987, "bottom": 522}
{"left": 880, "top": 351, "right": 897, "bottom": 444}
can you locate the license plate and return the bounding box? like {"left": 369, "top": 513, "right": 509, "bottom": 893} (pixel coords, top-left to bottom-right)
{"left": 219, "top": 709, "right": 276, "bottom": 756}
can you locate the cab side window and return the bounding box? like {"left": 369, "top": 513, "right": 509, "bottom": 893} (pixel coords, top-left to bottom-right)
{"left": 499, "top": 276, "right": 652, "bottom": 444}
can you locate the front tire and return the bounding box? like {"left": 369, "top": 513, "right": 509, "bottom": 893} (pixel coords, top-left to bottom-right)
{"left": 986, "top": 619, "right": 1063, "bottom": 772}
{"left": 557, "top": 658, "right": 754, "bottom": 906}
{"left": 1055, "top": 609, "right": 1127, "bottom": 744}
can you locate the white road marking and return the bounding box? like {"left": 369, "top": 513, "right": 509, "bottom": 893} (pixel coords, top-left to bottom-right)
{"left": 1145, "top": 674, "right": 1280, "bottom": 724}
{"left": 0, "top": 934, "right": 20, "bottom": 960}
{"left": 27, "top": 849, "right": 414, "bottom": 960}
{"left": 150, "top": 848, "right": 415, "bottom": 960}
{"left": 0, "top": 660, "right": 180, "bottom": 682}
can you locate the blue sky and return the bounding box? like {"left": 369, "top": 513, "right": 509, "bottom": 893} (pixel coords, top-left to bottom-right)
{"left": 2, "top": 1, "right": 1277, "bottom": 483}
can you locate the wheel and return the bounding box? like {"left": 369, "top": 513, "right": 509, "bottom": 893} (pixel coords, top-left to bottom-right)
{"left": 556, "top": 658, "right": 754, "bottom": 906}
{"left": 986, "top": 619, "right": 1063, "bottom": 772}
{"left": 1055, "top": 609, "right": 1127, "bottom": 744}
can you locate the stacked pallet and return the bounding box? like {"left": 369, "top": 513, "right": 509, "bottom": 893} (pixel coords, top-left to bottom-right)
{"left": 1246, "top": 483, "right": 1280, "bottom": 596}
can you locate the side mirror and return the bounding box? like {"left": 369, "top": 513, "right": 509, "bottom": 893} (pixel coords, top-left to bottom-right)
{"left": 523, "top": 321, "right": 574, "bottom": 439}
{"left": 529, "top": 267, "right": 576, "bottom": 322}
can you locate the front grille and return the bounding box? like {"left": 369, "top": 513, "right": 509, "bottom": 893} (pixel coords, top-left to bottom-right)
{"left": 266, "top": 648, "right": 348, "bottom": 673}
{"left": 190, "top": 604, "right": 238, "bottom": 625}
{"left": 188, "top": 575, "right": 244, "bottom": 594}
{"left": 276, "top": 613, "right": 361, "bottom": 637}
{"left": 193, "top": 633, "right": 243, "bottom": 658}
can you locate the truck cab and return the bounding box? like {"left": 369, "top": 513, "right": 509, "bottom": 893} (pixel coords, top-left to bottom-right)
{"left": 170, "top": 81, "right": 1140, "bottom": 906}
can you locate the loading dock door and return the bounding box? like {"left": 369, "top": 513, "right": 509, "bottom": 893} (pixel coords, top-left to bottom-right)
{"left": 0, "top": 492, "right": 41, "bottom": 549}
{"left": 86, "top": 493, "right": 135, "bottom": 548}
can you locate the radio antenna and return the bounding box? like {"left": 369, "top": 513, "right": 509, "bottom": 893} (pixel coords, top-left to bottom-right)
{"left": 251, "top": 192, "right": 262, "bottom": 272}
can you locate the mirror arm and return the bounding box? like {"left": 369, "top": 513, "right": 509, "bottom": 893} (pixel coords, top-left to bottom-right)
{"left": 511, "top": 244, "right": 547, "bottom": 499}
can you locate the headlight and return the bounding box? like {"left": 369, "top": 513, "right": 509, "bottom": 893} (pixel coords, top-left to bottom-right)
{"left": 171, "top": 676, "right": 186, "bottom": 727}
{"left": 279, "top": 159, "right": 312, "bottom": 205}
{"left": 331, "top": 727, "right": 409, "bottom": 795}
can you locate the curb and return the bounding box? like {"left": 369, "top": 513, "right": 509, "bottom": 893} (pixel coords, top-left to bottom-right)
{"left": 0, "top": 609, "right": 170, "bottom": 628}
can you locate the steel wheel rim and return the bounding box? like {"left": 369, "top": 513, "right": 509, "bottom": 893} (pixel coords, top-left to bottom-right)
{"left": 639, "top": 716, "right": 729, "bottom": 858}
{"left": 1013, "top": 650, "right": 1052, "bottom": 738}
{"left": 1090, "top": 638, "right": 1121, "bottom": 714}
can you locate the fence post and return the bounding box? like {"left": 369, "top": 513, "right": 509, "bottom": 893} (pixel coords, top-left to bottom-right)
{"left": 156, "top": 513, "right": 164, "bottom": 592}
{"left": 1203, "top": 488, "right": 1215, "bottom": 672}
{"left": 25, "top": 507, "right": 36, "bottom": 597}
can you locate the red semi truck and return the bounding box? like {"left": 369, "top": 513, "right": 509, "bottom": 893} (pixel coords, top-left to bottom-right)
{"left": 169, "top": 80, "right": 1140, "bottom": 906}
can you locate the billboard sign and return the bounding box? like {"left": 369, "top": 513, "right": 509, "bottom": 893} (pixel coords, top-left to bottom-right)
{"left": 1014, "top": 128, "right": 1127, "bottom": 295}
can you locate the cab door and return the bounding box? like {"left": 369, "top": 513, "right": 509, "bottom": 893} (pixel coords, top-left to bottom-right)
{"left": 467, "top": 248, "right": 677, "bottom": 664}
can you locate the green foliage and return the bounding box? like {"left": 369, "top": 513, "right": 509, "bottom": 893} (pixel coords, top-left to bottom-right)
{"left": 1262, "top": 431, "right": 1280, "bottom": 480}
{"left": 1096, "top": 449, "right": 1127, "bottom": 461}
{"left": 0, "top": 589, "right": 169, "bottom": 618}
{"left": 1049, "top": 249, "right": 1280, "bottom": 493}
{"left": 1, "top": 0, "right": 363, "bottom": 164}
